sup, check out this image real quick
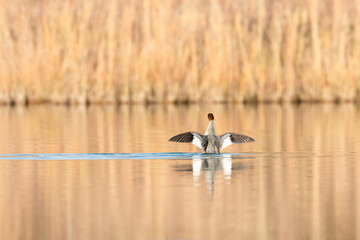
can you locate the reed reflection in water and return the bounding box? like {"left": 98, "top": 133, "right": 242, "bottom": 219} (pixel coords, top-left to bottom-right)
{"left": 0, "top": 104, "right": 359, "bottom": 239}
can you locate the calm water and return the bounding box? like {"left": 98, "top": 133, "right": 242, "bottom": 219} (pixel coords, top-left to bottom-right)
{"left": 0, "top": 104, "right": 359, "bottom": 240}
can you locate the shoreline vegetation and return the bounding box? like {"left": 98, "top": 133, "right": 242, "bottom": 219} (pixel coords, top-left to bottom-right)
{"left": 1, "top": 0, "right": 360, "bottom": 105}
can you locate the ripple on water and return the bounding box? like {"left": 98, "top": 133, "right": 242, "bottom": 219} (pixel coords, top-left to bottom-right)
{"left": 0, "top": 152, "right": 258, "bottom": 160}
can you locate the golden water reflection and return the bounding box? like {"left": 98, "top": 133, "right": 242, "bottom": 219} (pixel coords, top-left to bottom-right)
{"left": 173, "top": 155, "right": 254, "bottom": 200}
{"left": 0, "top": 104, "right": 360, "bottom": 239}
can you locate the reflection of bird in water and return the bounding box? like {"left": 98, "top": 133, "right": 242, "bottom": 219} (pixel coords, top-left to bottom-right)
{"left": 173, "top": 155, "right": 253, "bottom": 199}
{"left": 169, "top": 113, "right": 255, "bottom": 153}
{"left": 193, "top": 155, "right": 232, "bottom": 198}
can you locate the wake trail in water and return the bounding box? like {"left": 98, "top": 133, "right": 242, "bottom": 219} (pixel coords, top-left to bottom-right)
{"left": 0, "top": 152, "right": 257, "bottom": 160}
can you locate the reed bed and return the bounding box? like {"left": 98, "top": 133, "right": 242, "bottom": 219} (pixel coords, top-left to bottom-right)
{"left": 0, "top": 0, "right": 360, "bottom": 104}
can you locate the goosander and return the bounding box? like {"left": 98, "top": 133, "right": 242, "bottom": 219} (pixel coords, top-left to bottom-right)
{"left": 169, "top": 113, "right": 255, "bottom": 153}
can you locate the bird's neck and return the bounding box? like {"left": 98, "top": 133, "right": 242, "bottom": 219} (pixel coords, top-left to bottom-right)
{"left": 205, "top": 120, "right": 216, "bottom": 135}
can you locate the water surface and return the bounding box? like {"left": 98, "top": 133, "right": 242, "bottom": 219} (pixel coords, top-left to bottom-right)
{"left": 0, "top": 104, "right": 359, "bottom": 240}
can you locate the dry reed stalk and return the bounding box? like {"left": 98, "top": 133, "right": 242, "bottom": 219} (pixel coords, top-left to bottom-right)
{"left": 0, "top": 0, "right": 360, "bottom": 104}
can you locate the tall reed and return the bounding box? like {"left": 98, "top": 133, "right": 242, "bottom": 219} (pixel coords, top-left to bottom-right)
{"left": 0, "top": 0, "right": 359, "bottom": 104}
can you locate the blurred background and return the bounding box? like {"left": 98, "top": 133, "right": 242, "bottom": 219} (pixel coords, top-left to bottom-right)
{"left": 1, "top": 0, "right": 360, "bottom": 104}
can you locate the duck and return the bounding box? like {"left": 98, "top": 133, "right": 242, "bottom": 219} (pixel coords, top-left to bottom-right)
{"left": 169, "top": 113, "right": 255, "bottom": 153}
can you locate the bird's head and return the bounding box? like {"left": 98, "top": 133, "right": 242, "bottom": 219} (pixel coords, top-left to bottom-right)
{"left": 208, "top": 113, "right": 214, "bottom": 121}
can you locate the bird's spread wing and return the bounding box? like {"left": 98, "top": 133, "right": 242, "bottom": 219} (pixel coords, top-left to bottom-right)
{"left": 201, "top": 135, "right": 208, "bottom": 151}
{"left": 169, "top": 132, "right": 203, "bottom": 149}
{"left": 220, "top": 132, "right": 255, "bottom": 150}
